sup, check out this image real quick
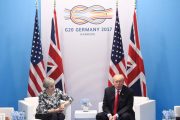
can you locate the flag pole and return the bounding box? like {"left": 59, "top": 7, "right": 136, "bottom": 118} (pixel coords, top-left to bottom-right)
{"left": 135, "top": 0, "right": 137, "bottom": 10}
{"left": 116, "top": 0, "right": 118, "bottom": 11}
{"left": 54, "top": 0, "right": 56, "bottom": 10}
{"left": 35, "top": 0, "right": 38, "bottom": 10}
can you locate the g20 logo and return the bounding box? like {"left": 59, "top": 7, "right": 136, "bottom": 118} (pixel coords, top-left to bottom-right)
{"left": 64, "top": 5, "right": 113, "bottom": 25}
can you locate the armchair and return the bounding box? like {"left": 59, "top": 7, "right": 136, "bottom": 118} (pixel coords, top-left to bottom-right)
{"left": 98, "top": 96, "right": 155, "bottom": 120}
{"left": 18, "top": 97, "right": 71, "bottom": 120}
{"left": 0, "top": 108, "right": 14, "bottom": 120}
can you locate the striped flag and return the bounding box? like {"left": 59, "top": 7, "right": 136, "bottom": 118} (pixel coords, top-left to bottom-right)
{"left": 46, "top": 10, "right": 66, "bottom": 93}
{"left": 28, "top": 10, "right": 46, "bottom": 97}
{"left": 108, "top": 11, "right": 128, "bottom": 86}
{"left": 126, "top": 9, "right": 147, "bottom": 96}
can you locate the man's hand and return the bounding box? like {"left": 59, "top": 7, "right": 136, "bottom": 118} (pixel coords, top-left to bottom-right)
{"left": 109, "top": 115, "right": 113, "bottom": 120}
{"left": 112, "top": 115, "right": 117, "bottom": 120}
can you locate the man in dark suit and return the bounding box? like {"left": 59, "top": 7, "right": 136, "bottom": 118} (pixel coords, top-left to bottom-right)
{"left": 96, "top": 74, "right": 135, "bottom": 120}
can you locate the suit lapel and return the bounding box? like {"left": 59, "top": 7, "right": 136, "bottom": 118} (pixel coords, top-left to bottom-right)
{"left": 110, "top": 86, "right": 115, "bottom": 112}
{"left": 111, "top": 86, "right": 115, "bottom": 102}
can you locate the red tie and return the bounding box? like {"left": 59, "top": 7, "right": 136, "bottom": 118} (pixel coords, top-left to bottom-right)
{"left": 114, "top": 90, "right": 119, "bottom": 115}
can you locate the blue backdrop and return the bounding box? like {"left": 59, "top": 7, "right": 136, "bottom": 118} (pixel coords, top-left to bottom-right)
{"left": 0, "top": 0, "right": 180, "bottom": 119}
{"left": 0, "top": 0, "right": 41, "bottom": 111}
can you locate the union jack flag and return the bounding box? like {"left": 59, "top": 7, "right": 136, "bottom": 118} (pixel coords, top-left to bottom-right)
{"left": 28, "top": 10, "right": 46, "bottom": 97}
{"left": 47, "top": 10, "right": 66, "bottom": 93}
{"left": 126, "top": 10, "right": 147, "bottom": 96}
{"left": 108, "top": 11, "right": 128, "bottom": 86}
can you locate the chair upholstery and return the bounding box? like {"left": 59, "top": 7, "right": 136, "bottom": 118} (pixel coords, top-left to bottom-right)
{"left": 98, "top": 96, "right": 155, "bottom": 120}
{"left": 18, "top": 97, "right": 71, "bottom": 120}
{"left": 0, "top": 108, "right": 14, "bottom": 117}
{"left": 174, "top": 106, "right": 180, "bottom": 117}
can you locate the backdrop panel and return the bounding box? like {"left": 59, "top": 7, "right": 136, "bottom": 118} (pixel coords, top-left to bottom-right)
{"left": 41, "top": 0, "right": 133, "bottom": 119}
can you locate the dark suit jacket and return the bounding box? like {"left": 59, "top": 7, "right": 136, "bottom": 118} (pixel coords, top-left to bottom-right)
{"left": 102, "top": 85, "right": 135, "bottom": 117}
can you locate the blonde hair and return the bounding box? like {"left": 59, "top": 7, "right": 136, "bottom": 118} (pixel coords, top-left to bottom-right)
{"left": 113, "top": 74, "right": 124, "bottom": 81}
{"left": 43, "top": 77, "right": 55, "bottom": 89}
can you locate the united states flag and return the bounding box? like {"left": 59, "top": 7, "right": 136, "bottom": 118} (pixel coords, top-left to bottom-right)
{"left": 108, "top": 11, "right": 128, "bottom": 86}
{"left": 126, "top": 10, "right": 147, "bottom": 96}
{"left": 28, "top": 10, "right": 46, "bottom": 97}
{"left": 46, "top": 10, "right": 66, "bottom": 93}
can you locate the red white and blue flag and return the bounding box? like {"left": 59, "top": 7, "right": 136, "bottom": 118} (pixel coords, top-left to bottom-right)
{"left": 126, "top": 10, "right": 147, "bottom": 96}
{"left": 108, "top": 11, "right": 128, "bottom": 86}
{"left": 47, "top": 10, "right": 66, "bottom": 93}
{"left": 28, "top": 10, "right": 46, "bottom": 97}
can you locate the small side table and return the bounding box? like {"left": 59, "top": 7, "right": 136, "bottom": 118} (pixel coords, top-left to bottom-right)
{"left": 75, "top": 110, "right": 97, "bottom": 120}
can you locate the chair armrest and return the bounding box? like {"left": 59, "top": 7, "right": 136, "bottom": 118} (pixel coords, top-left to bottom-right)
{"left": 174, "top": 106, "right": 180, "bottom": 117}
{"left": 60, "top": 100, "right": 71, "bottom": 120}
{"left": 0, "top": 113, "right": 5, "bottom": 120}
{"left": 98, "top": 102, "right": 103, "bottom": 113}
{"left": 65, "top": 104, "right": 71, "bottom": 120}
{"left": 135, "top": 100, "right": 156, "bottom": 120}
{"left": 18, "top": 100, "right": 33, "bottom": 120}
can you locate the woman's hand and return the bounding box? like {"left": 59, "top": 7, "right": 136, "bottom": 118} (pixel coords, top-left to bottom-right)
{"left": 54, "top": 107, "right": 64, "bottom": 112}
{"left": 56, "top": 101, "right": 70, "bottom": 112}
{"left": 58, "top": 104, "right": 65, "bottom": 111}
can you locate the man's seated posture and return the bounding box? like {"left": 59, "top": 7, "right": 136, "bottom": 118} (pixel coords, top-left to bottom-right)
{"left": 96, "top": 74, "right": 135, "bottom": 120}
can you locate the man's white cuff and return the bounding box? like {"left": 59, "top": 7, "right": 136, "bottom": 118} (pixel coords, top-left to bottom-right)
{"left": 107, "top": 113, "right": 112, "bottom": 118}
{"left": 115, "top": 113, "right": 119, "bottom": 119}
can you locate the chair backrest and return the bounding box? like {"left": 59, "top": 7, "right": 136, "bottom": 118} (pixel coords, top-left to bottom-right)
{"left": 98, "top": 102, "right": 103, "bottom": 113}
{"left": 0, "top": 108, "right": 14, "bottom": 117}
{"left": 133, "top": 96, "right": 149, "bottom": 111}
{"left": 24, "top": 97, "right": 39, "bottom": 116}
